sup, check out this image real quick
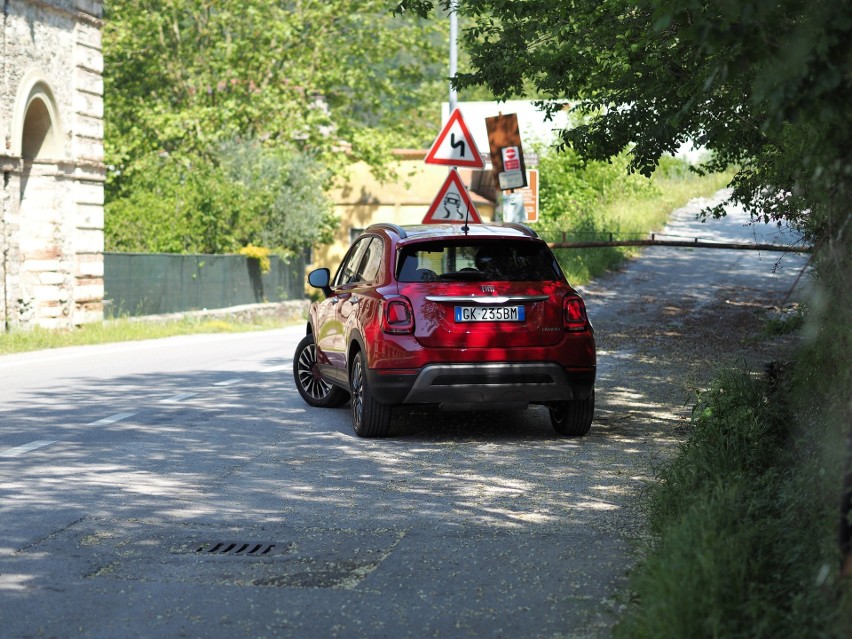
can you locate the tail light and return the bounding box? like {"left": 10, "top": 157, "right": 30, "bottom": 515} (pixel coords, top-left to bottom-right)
{"left": 382, "top": 297, "right": 415, "bottom": 334}
{"left": 563, "top": 295, "right": 588, "bottom": 331}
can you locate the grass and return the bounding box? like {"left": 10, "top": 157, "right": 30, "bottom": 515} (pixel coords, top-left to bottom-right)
{"left": 0, "top": 316, "right": 289, "bottom": 356}
{"left": 550, "top": 169, "right": 734, "bottom": 285}
{"left": 614, "top": 312, "right": 852, "bottom": 638}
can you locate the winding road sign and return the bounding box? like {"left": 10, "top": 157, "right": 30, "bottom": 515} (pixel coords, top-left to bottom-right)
{"left": 425, "top": 109, "right": 485, "bottom": 169}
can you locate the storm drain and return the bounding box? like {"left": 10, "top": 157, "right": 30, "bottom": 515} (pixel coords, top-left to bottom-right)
{"left": 193, "top": 541, "right": 290, "bottom": 556}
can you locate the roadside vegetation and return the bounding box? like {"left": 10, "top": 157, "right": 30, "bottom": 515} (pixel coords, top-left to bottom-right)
{"left": 103, "top": 0, "right": 448, "bottom": 256}
{"left": 536, "top": 149, "right": 733, "bottom": 284}
{"left": 0, "top": 162, "right": 720, "bottom": 354}
{"left": 0, "top": 316, "right": 288, "bottom": 356}
{"left": 614, "top": 323, "right": 851, "bottom": 638}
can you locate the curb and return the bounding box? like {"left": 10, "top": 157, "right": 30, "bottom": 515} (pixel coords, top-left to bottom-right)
{"left": 108, "top": 300, "right": 310, "bottom": 325}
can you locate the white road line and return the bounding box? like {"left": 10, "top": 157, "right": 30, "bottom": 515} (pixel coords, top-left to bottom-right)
{"left": 261, "top": 363, "right": 292, "bottom": 373}
{"left": 160, "top": 392, "right": 198, "bottom": 403}
{"left": 89, "top": 412, "right": 136, "bottom": 425}
{"left": 0, "top": 440, "right": 57, "bottom": 458}
{"left": 213, "top": 378, "right": 243, "bottom": 387}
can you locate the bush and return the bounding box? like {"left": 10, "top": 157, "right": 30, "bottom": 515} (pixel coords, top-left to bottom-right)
{"left": 105, "top": 141, "right": 336, "bottom": 255}
{"left": 616, "top": 361, "right": 850, "bottom": 639}
{"left": 533, "top": 147, "right": 732, "bottom": 284}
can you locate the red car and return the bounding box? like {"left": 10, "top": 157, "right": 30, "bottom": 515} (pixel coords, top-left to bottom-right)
{"left": 293, "top": 223, "right": 596, "bottom": 437}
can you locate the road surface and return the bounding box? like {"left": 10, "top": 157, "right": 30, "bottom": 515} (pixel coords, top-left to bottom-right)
{"left": 0, "top": 192, "right": 809, "bottom": 638}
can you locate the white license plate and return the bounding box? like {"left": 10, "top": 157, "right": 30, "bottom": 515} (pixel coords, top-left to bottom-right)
{"left": 454, "top": 306, "right": 525, "bottom": 322}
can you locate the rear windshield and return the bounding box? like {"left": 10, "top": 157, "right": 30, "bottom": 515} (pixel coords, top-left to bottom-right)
{"left": 396, "top": 240, "right": 562, "bottom": 282}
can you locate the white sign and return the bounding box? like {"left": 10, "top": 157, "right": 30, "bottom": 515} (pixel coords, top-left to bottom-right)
{"left": 425, "top": 109, "right": 485, "bottom": 169}
{"left": 502, "top": 192, "right": 526, "bottom": 223}
{"left": 498, "top": 145, "right": 525, "bottom": 189}
{"left": 423, "top": 170, "right": 483, "bottom": 224}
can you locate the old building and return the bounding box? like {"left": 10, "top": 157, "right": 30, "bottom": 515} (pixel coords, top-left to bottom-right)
{"left": 1, "top": 0, "right": 104, "bottom": 330}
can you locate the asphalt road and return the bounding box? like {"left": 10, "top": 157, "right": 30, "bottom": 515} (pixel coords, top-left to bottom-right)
{"left": 0, "top": 193, "right": 809, "bottom": 638}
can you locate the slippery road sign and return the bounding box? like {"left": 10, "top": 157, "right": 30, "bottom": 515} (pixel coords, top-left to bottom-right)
{"left": 422, "top": 170, "right": 483, "bottom": 224}
{"left": 424, "top": 109, "right": 485, "bottom": 169}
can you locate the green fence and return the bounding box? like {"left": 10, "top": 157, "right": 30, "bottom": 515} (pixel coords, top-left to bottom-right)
{"left": 103, "top": 252, "right": 306, "bottom": 318}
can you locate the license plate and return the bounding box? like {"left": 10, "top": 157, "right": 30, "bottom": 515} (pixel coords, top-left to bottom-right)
{"left": 454, "top": 306, "right": 525, "bottom": 322}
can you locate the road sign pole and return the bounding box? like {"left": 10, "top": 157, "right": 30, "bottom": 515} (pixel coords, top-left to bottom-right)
{"left": 449, "top": 0, "right": 458, "bottom": 113}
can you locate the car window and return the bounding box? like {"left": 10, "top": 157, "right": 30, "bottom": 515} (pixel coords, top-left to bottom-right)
{"left": 357, "top": 238, "right": 384, "bottom": 284}
{"left": 396, "top": 240, "right": 561, "bottom": 282}
{"left": 334, "top": 236, "right": 384, "bottom": 287}
{"left": 334, "top": 237, "right": 371, "bottom": 287}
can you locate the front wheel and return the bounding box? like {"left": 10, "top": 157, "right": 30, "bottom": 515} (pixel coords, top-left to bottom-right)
{"left": 349, "top": 350, "right": 391, "bottom": 438}
{"left": 293, "top": 335, "right": 349, "bottom": 408}
{"left": 549, "top": 391, "right": 595, "bottom": 436}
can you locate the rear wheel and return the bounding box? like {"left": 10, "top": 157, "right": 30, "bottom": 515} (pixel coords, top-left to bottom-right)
{"left": 293, "top": 335, "right": 349, "bottom": 408}
{"left": 350, "top": 350, "right": 392, "bottom": 438}
{"left": 550, "top": 391, "right": 595, "bottom": 436}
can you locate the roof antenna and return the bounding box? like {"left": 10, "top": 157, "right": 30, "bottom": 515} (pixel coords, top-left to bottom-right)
{"left": 462, "top": 204, "right": 470, "bottom": 235}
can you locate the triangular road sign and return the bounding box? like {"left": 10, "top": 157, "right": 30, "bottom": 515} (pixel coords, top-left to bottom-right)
{"left": 424, "top": 109, "right": 485, "bottom": 169}
{"left": 423, "top": 170, "right": 483, "bottom": 224}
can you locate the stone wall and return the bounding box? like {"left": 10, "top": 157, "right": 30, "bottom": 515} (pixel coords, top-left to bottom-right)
{"left": 1, "top": 0, "right": 104, "bottom": 329}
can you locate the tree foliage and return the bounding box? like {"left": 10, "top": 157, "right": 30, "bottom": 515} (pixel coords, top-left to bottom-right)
{"left": 104, "top": 143, "right": 336, "bottom": 254}
{"left": 394, "top": 0, "right": 851, "bottom": 242}
{"left": 104, "top": 0, "right": 448, "bottom": 253}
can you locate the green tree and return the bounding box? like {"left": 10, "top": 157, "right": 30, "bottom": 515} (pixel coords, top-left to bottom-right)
{"left": 104, "top": 141, "right": 337, "bottom": 254}
{"left": 393, "top": 1, "right": 851, "bottom": 240}
{"left": 104, "top": 0, "right": 447, "bottom": 252}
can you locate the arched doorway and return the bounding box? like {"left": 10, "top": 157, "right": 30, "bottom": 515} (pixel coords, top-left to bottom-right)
{"left": 22, "top": 95, "right": 60, "bottom": 160}
{"left": 14, "top": 80, "right": 69, "bottom": 327}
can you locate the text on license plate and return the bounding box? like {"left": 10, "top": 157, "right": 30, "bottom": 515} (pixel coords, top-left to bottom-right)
{"left": 454, "top": 306, "right": 525, "bottom": 322}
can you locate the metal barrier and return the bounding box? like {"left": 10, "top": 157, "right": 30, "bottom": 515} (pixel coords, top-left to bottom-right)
{"left": 103, "top": 252, "right": 306, "bottom": 318}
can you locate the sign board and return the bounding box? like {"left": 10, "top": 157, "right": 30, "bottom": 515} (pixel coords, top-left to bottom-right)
{"left": 485, "top": 113, "right": 528, "bottom": 190}
{"left": 502, "top": 169, "right": 539, "bottom": 223}
{"left": 422, "top": 169, "right": 483, "bottom": 224}
{"left": 425, "top": 109, "right": 485, "bottom": 169}
{"left": 515, "top": 169, "right": 539, "bottom": 222}
{"left": 502, "top": 192, "right": 526, "bottom": 224}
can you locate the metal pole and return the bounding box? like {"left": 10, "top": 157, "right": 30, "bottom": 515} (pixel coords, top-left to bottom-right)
{"left": 449, "top": 0, "right": 458, "bottom": 113}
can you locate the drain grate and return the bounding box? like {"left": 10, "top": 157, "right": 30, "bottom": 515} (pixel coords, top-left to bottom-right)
{"left": 193, "top": 541, "right": 289, "bottom": 556}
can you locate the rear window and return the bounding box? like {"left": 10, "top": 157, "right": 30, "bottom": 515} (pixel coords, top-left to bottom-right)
{"left": 396, "top": 240, "right": 562, "bottom": 282}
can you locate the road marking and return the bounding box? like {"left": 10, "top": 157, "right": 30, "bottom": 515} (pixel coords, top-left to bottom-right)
{"left": 261, "top": 363, "right": 292, "bottom": 373}
{"left": 213, "top": 378, "right": 243, "bottom": 387}
{"left": 161, "top": 392, "right": 198, "bottom": 403}
{"left": 89, "top": 412, "right": 136, "bottom": 425}
{"left": 0, "top": 440, "right": 57, "bottom": 458}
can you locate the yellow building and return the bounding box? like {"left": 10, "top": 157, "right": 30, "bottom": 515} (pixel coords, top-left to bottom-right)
{"left": 315, "top": 150, "right": 496, "bottom": 272}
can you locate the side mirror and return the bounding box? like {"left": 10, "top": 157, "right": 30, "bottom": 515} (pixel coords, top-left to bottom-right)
{"left": 308, "top": 268, "right": 332, "bottom": 297}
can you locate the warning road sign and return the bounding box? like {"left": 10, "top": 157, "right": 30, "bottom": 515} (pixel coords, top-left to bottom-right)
{"left": 424, "top": 109, "right": 485, "bottom": 169}
{"left": 422, "top": 170, "right": 483, "bottom": 224}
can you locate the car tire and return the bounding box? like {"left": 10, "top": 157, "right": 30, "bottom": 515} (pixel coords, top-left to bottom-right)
{"left": 349, "top": 350, "right": 391, "bottom": 438}
{"left": 293, "top": 334, "right": 349, "bottom": 408}
{"left": 549, "top": 391, "right": 595, "bottom": 436}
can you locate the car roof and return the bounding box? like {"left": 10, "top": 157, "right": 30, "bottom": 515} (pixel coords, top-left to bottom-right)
{"left": 365, "top": 223, "right": 540, "bottom": 244}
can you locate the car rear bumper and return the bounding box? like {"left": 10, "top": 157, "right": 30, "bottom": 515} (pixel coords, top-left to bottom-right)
{"left": 366, "top": 362, "right": 595, "bottom": 408}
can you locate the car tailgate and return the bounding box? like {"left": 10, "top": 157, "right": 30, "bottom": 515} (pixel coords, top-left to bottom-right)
{"left": 400, "top": 281, "right": 568, "bottom": 349}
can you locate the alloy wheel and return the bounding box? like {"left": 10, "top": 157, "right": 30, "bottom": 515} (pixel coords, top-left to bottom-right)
{"left": 296, "top": 341, "right": 332, "bottom": 401}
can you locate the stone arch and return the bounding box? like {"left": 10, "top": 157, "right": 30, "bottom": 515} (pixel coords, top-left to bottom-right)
{"left": 11, "top": 71, "right": 64, "bottom": 160}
